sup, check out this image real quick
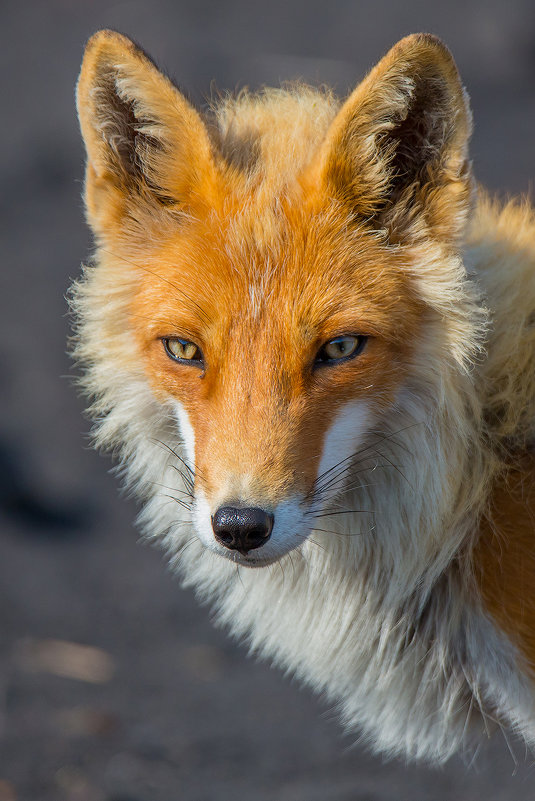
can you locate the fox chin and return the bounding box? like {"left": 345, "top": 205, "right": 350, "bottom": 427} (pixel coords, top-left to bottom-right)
{"left": 72, "top": 29, "right": 535, "bottom": 763}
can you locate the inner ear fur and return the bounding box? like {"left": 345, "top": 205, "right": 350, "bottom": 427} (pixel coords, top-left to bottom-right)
{"left": 319, "top": 34, "right": 473, "bottom": 243}
{"left": 76, "top": 30, "right": 218, "bottom": 233}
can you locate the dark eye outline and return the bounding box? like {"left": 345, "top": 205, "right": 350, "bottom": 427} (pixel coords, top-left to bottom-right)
{"left": 314, "top": 335, "right": 368, "bottom": 367}
{"left": 161, "top": 337, "right": 204, "bottom": 368}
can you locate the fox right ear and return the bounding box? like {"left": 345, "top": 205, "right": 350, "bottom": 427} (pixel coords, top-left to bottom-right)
{"left": 76, "top": 30, "right": 218, "bottom": 237}
{"left": 317, "top": 34, "right": 473, "bottom": 244}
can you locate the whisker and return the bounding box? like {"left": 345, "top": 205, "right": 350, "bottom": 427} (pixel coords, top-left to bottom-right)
{"left": 149, "top": 480, "right": 193, "bottom": 498}
{"left": 309, "top": 526, "right": 361, "bottom": 537}
{"left": 162, "top": 493, "right": 192, "bottom": 511}
{"left": 309, "top": 526, "right": 340, "bottom": 535}
{"left": 152, "top": 438, "right": 196, "bottom": 479}
{"left": 311, "top": 508, "right": 379, "bottom": 518}
{"left": 150, "top": 438, "right": 198, "bottom": 496}
{"left": 308, "top": 454, "right": 357, "bottom": 497}
{"left": 235, "top": 564, "right": 247, "bottom": 593}
{"left": 169, "top": 465, "right": 195, "bottom": 494}
{"left": 277, "top": 559, "right": 286, "bottom": 587}
{"left": 308, "top": 460, "right": 409, "bottom": 511}
{"left": 306, "top": 537, "right": 326, "bottom": 552}
{"left": 367, "top": 422, "right": 423, "bottom": 454}
{"left": 368, "top": 448, "right": 413, "bottom": 490}
{"left": 333, "top": 480, "right": 382, "bottom": 495}
{"left": 309, "top": 421, "right": 422, "bottom": 499}
{"left": 312, "top": 466, "right": 371, "bottom": 499}
{"left": 287, "top": 550, "right": 297, "bottom": 576}
{"left": 312, "top": 463, "right": 356, "bottom": 497}
{"left": 314, "top": 527, "right": 369, "bottom": 538}
{"left": 174, "top": 536, "right": 200, "bottom": 561}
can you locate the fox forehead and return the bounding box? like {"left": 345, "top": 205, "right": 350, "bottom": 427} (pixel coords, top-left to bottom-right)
{"left": 131, "top": 198, "right": 421, "bottom": 351}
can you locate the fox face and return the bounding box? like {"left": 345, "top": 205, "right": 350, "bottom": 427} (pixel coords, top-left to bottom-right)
{"left": 75, "top": 31, "right": 474, "bottom": 569}
{"left": 132, "top": 203, "right": 422, "bottom": 565}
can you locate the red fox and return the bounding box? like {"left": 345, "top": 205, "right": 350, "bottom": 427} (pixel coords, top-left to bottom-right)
{"left": 73, "top": 30, "right": 535, "bottom": 762}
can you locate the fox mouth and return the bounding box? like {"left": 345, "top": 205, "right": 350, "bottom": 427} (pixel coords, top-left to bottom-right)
{"left": 210, "top": 541, "right": 303, "bottom": 568}
{"left": 217, "top": 549, "right": 284, "bottom": 568}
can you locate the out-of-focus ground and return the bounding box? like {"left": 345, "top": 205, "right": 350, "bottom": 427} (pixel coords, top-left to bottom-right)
{"left": 1, "top": 1, "right": 535, "bottom": 799}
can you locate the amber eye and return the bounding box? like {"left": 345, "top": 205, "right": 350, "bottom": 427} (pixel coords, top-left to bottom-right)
{"left": 315, "top": 335, "right": 367, "bottom": 366}
{"left": 162, "top": 337, "right": 204, "bottom": 366}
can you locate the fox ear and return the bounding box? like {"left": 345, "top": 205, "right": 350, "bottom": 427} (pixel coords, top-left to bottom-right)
{"left": 76, "top": 30, "right": 218, "bottom": 237}
{"left": 319, "top": 34, "right": 473, "bottom": 243}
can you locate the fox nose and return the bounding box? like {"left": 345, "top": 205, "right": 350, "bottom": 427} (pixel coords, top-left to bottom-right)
{"left": 211, "top": 506, "right": 274, "bottom": 554}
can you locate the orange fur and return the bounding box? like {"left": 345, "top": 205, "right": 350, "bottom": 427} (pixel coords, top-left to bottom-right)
{"left": 476, "top": 462, "right": 535, "bottom": 671}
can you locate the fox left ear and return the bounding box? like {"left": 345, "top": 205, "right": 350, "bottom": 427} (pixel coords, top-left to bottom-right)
{"left": 76, "top": 30, "right": 219, "bottom": 238}
{"left": 318, "top": 34, "right": 473, "bottom": 243}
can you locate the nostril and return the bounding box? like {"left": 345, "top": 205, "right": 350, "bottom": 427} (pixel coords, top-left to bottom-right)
{"left": 212, "top": 506, "right": 274, "bottom": 554}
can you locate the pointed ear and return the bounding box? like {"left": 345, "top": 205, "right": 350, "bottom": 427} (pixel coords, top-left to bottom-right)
{"left": 318, "top": 34, "right": 473, "bottom": 243}
{"left": 76, "top": 30, "right": 218, "bottom": 237}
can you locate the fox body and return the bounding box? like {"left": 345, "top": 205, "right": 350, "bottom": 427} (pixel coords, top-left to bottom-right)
{"left": 74, "top": 31, "right": 535, "bottom": 762}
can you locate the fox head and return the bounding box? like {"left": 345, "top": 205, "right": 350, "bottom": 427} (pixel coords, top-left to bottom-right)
{"left": 74, "top": 31, "right": 480, "bottom": 572}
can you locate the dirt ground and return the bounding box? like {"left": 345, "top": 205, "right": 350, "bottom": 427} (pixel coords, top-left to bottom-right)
{"left": 1, "top": 1, "right": 535, "bottom": 799}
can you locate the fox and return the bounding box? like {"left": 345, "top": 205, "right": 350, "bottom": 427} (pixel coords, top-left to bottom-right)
{"left": 72, "top": 29, "right": 535, "bottom": 763}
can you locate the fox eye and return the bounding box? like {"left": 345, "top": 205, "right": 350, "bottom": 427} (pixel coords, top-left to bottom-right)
{"left": 315, "top": 335, "right": 367, "bottom": 365}
{"left": 163, "top": 337, "right": 204, "bottom": 366}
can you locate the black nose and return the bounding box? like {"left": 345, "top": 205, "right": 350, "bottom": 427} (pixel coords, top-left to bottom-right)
{"left": 211, "top": 506, "right": 274, "bottom": 554}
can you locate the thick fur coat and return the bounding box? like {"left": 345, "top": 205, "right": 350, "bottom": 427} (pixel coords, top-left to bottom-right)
{"left": 73, "top": 31, "right": 535, "bottom": 762}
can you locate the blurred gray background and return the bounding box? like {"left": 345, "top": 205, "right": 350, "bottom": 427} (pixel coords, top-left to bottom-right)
{"left": 1, "top": 1, "right": 535, "bottom": 799}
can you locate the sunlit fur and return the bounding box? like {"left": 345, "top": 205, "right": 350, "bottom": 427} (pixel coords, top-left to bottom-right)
{"left": 72, "top": 30, "right": 535, "bottom": 762}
